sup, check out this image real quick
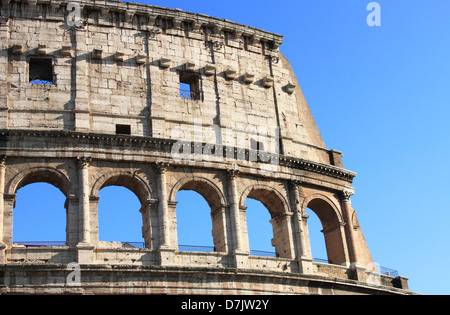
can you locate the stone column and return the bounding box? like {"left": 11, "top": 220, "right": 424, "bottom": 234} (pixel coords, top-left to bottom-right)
{"left": 0, "top": 155, "right": 6, "bottom": 264}
{"left": 155, "top": 162, "right": 175, "bottom": 266}
{"left": 339, "top": 189, "right": 362, "bottom": 267}
{"left": 288, "top": 180, "right": 313, "bottom": 274}
{"left": 76, "top": 157, "right": 94, "bottom": 264}
{"left": 226, "top": 169, "right": 248, "bottom": 268}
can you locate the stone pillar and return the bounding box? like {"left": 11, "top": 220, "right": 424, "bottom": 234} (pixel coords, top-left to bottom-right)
{"left": 0, "top": 12, "right": 9, "bottom": 129}
{"left": 140, "top": 199, "right": 159, "bottom": 250}
{"left": 0, "top": 155, "right": 6, "bottom": 264}
{"left": 288, "top": 180, "right": 313, "bottom": 274}
{"left": 226, "top": 169, "right": 248, "bottom": 268}
{"left": 339, "top": 189, "right": 362, "bottom": 267}
{"left": 73, "top": 28, "right": 90, "bottom": 132}
{"left": 155, "top": 162, "right": 175, "bottom": 266}
{"left": 76, "top": 157, "right": 94, "bottom": 264}
{"left": 270, "top": 212, "right": 295, "bottom": 259}
{"left": 211, "top": 204, "right": 229, "bottom": 253}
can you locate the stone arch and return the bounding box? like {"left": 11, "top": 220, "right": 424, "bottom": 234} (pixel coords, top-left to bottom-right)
{"left": 169, "top": 176, "right": 226, "bottom": 209}
{"left": 239, "top": 184, "right": 290, "bottom": 218}
{"left": 90, "top": 170, "right": 155, "bottom": 247}
{"left": 91, "top": 171, "right": 153, "bottom": 206}
{"left": 302, "top": 193, "right": 349, "bottom": 265}
{"left": 240, "top": 183, "right": 294, "bottom": 259}
{"left": 6, "top": 166, "right": 74, "bottom": 246}
{"left": 169, "top": 176, "right": 229, "bottom": 253}
{"left": 7, "top": 167, "right": 72, "bottom": 197}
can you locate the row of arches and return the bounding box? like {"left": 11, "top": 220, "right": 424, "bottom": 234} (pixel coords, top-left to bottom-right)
{"left": 5, "top": 164, "right": 348, "bottom": 265}
{"left": 12, "top": 182, "right": 327, "bottom": 260}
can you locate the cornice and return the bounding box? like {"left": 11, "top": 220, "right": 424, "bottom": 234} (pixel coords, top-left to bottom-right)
{"left": 0, "top": 129, "right": 357, "bottom": 182}
{"left": 3, "top": 0, "right": 284, "bottom": 49}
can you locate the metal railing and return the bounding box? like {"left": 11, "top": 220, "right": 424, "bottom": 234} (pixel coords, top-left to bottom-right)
{"left": 14, "top": 241, "right": 67, "bottom": 247}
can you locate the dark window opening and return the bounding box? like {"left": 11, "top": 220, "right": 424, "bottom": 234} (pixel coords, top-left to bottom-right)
{"left": 116, "top": 124, "right": 131, "bottom": 135}
{"left": 179, "top": 73, "right": 201, "bottom": 100}
{"left": 29, "top": 58, "right": 54, "bottom": 85}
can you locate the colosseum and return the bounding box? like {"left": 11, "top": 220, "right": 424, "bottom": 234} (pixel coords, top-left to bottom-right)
{"left": 0, "top": 0, "right": 411, "bottom": 295}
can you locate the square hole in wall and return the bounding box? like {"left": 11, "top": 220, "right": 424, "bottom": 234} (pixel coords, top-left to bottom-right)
{"left": 179, "top": 73, "right": 201, "bottom": 100}
{"left": 29, "top": 57, "right": 54, "bottom": 85}
{"left": 116, "top": 124, "right": 131, "bottom": 135}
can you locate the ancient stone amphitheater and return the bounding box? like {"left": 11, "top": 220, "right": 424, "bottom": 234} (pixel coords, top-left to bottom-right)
{"left": 0, "top": 0, "right": 411, "bottom": 295}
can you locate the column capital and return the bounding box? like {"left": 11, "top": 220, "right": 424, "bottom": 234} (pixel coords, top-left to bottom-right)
{"left": 339, "top": 188, "right": 355, "bottom": 203}
{"left": 226, "top": 168, "right": 240, "bottom": 179}
{"left": 77, "top": 156, "right": 92, "bottom": 167}
{"left": 0, "top": 154, "right": 6, "bottom": 166}
{"left": 155, "top": 161, "right": 170, "bottom": 174}
{"left": 288, "top": 179, "right": 302, "bottom": 189}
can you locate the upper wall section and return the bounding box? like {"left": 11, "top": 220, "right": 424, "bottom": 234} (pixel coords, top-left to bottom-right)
{"left": 0, "top": 0, "right": 342, "bottom": 167}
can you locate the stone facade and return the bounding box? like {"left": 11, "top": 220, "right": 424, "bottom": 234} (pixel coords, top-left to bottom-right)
{"left": 0, "top": 0, "right": 411, "bottom": 295}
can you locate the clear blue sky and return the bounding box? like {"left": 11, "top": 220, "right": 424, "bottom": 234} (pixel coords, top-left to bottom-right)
{"left": 12, "top": 0, "right": 450, "bottom": 295}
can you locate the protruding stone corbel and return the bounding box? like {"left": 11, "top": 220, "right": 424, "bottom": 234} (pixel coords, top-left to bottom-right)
{"left": 263, "top": 76, "right": 274, "bottom": 88}
{"left": 159, "top": 58, "right": 171, "bottom": 69}
{"left": 37, "top": 44, "right": 48, "bottom": 55}
{"left": 12, "top": 44, "right": 24, "bottom": 55}
{"left": 114, "top": 51, "right": 124, "bottom": 62}
{"left": 285, "top": 82, "right": 296, "bottom": 94}
{"left": 125, "top": 10, "right": 135, "bottom": 23}
{"left": 172, "top": 18, "right": 182, "bottom": 29}
{"left": 225, "top": 68, "right": 237, "bottom": 80}
{"left": 61, "top": 45, "right": 73, "bottom": 57}
{"left": 243, "top": 73, "right": 255, "bottom": 84}
{"left": 204, "top": 64, "right": 216, "bottom": 76}
{"left": 136, "top": 53, "right": 146, "bottom": 65}
{"left": 184, "top": 61, "right": 196, "bottom": 72}
{"left": 100, "top": 7, "right": 110, "bottom": 17}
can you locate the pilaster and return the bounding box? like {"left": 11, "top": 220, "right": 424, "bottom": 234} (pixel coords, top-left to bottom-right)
{"left": 155, "top": 162, "right": 176, "bottom": 266}
{"left": 73, "top": 27, "right": 90, "bottom": 132}
{"left": 226, "top": 169, "right": 248, "bottom": 269}
{"left": 77, "top": 156, "right": 94, "bottom": 264}
{"left": 288, "top": 180, "right": 313, "bottom": 274}
{"left": 0, "top": 10, "right": 9, "bottom": 129}
{"left": 339, "top": 188, "right": 363, "bottom": 267}
{"left": 0, "top": 155, "right": 6, "bottom": 264}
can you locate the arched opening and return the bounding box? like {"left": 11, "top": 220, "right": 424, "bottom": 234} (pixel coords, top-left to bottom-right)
{"left": 175, "top": 190, "right": 214, "bottom": 252}
{"left": 242, "top": 186, "right": 294, "bottom": 259}
{"left": 305, "top": 207, "right": 328, "bottom": 262}
{"left": 13, "top": 182, "right": 67, "bottom": 246}
{"left": 98, "top": 186, "right": 143, "bottom": 247}
{"left": 92, "top": 173, "right": 153, "bottom": 249}
{"left": 306, "top": 197, "right": 348, "bottom": 265}
{"left": 171, "top": 178, "right": 228, "bottom": 253}
{"left": 245, "top": 198, "right": 275, "bottom": 257}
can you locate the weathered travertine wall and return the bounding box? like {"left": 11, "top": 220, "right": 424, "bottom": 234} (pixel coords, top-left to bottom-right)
{"left": 0, "top": 0, "right": 332, "bottom": 163}
{"left": 0, "top": 0, "right": 411, "bottom": 295}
